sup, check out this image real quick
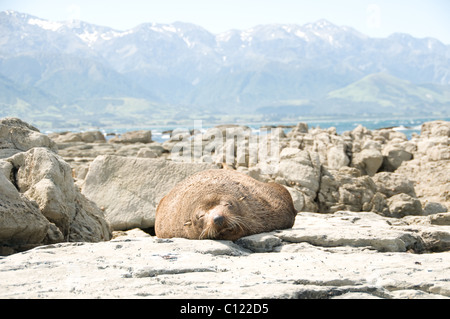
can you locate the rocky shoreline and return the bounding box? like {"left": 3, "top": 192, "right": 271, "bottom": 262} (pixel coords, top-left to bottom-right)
{"left": 1, "top": 117, "right": 449, "bottom": 299}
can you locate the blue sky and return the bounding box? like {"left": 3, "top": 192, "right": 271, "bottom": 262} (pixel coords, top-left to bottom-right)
{"left": 1, "top": 0, "right": 450, "bottom": 43}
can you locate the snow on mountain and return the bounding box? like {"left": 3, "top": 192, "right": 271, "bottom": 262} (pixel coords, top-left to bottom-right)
{"left": 27, "top": 18, "right": 63, "bottom": 31}
{"left": 1, "top": 10, "right": 450, "bottom": 122}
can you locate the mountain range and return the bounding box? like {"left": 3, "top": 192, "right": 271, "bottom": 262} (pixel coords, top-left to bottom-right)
{"left": 1, "top": 10, "right": 449, "bottom": 129}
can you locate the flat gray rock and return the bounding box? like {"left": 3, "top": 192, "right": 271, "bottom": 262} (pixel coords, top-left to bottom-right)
{"left": 1, "top": 211, "right": 449, "bottom": 299}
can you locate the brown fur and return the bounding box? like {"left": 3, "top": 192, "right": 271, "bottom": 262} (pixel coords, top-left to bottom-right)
{"left": 155, "top": 169, "right": 297, "bottom": 240}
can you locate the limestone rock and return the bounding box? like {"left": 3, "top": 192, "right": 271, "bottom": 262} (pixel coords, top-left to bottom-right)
{"left": 6, "top": 147, "right": 111, "bottom": 243}
{"left": 109, "top": 130, "right": 152, "bottom": 144}
{"left": 372, "top": 172, "right": 416, "bottom": 198}
{"left": 0, "top": 117, "right": 57, "bottom": 159}
{"left": 318, "top": 167, "right": 378, "bottom": 213}
{"left": 285, "top": 186, "right": 306, "bottom": 212}
{"left": 430, "top": 213, "right": 450, "bottom": 226}
{"left": 351, "top": 148, "right": 383, "bottom": 176}
{"left": 276, "top": 212, "right": 423, "bottom": 252}
{"left": 0, "top": 169, "right": 50, "bottom": 248}
{"left": 287, "top": 122, "right": 308, "bottom": 137}
{"left": 1, "top": 211, "right": 450, "bottom": 299}
{"left": 382, "top": 144, "right": 413, "bottom": 172}
{"left": 136, "top": 148, "right": 158, "bottom": 158}
{"left": 82, "top": 155, "right": 217, "bottom": 230}
{"left": 235, "top": 233, "right": 282, "bottom": 253}
{"left": 420, "top": 121, "right": 450, "bottom": 138}
{"left": 387, "top": 193, "right": 423, "bottom": 218}
{"left": 423, "top": 202, "right": 448, "bottom": 216}
{"left": 276, "top": 148, "right": 321, "bottom": 199}
{"left": 48, "top": 131, "right": 106, "bottom": 144}
{"left": 395, "top": 121, "right": 449, "bottom": 210}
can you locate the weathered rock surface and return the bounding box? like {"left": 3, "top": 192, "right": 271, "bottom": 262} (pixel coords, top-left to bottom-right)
{"left": 48, "top": 131, "right": 106, "bottom": 144}
{"left": 1, "top": 211, "right": 449, "bottom": 299}
{"left": 82, "top": 155, "right": 218, "bottom": 230}
{"left": 396, "top": 121, "right": 450, "bottom": 209}
{"left": 0, "top": 170, "right": 49, "bottom": 252}
{"left": 0, "top": 118, "right": 111, "bottom": 254}
{"left": 0, "top": 117, "right": 57, "bottom": 159}
{"left": 108, "top": 130, "right": 152, "bottom": 144}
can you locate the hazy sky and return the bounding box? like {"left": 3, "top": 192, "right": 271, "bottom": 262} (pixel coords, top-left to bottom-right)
{"left": 1, "top": 0, "right": 450, "bottom": 43}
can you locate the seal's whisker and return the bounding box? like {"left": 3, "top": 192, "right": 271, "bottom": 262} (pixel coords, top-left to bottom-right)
{"left": 227, "top": 215, "right": 249, "bottom": 233}
{"left": 199, "top": 228, "right": 208, "bottom": 239}
{"left": 199, "top": 223, "right": 218, "bottom": 239}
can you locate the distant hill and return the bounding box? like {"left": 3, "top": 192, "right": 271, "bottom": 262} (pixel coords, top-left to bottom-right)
{"left": 1, "top": 11, "right": 449, "bottom": 128}
{"left": 324, "top": 73, "right": 450, "bottom": 115}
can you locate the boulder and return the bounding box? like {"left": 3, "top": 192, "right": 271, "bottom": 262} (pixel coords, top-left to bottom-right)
{"left": 423, "top": 202, "right": 448, "bottom": 215}
{"left": 382, "top": 144, "right": 413, "bottom": 172}
{"left": 420, "top": 121, "right": 450, "bottom": 138}
{"left": 318, "top": 167, "right": 378, "bottom": 213}
{"left": 395, "top": 121, "right": 449, "bottom": 210}
{"left": 82, "top": 155, "right": 217, "bottom": 230}
{"left": 276, "top": 148, "right": 321, "bottom": 197}
{"left": 109, "top": 130, "right": 152, "bottom": 144}
{"left": 0, "top": 117, "right": 57, "bottom": 159}
{"left": 372, "top": 172, "right": 416, "bottom": 198}
{"left": 387, "top": 193, "right": 423, "bottom": 217}
{"left": 0, "top": 168, "right": 50, "bottom": 249}
{"left": 49, "top": 131, "right": 106, "bottom": 144}
{"left": 6, "top": 148, "right": 111, "bottom": 242}
{"left": 136, "top": 148, "right": 159, "bottom": 158}
{"left": 287, "top": 122, "right": 308, "bottom": 137}
{"left": 351, "top": 148, "right": 383, "bottom": 176}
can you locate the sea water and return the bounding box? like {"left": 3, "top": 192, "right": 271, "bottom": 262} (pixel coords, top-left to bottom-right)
{"left": 45, "top": 116, "right": 450, "bottom": 143}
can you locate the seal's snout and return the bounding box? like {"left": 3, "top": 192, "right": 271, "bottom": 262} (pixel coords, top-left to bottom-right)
{"left": 213, "top": 215, "right": 225, "bottom": 226}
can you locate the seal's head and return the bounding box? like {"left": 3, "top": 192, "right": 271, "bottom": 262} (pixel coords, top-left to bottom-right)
{"left": 187, "top": 194, "right": 253, "bottom": 241}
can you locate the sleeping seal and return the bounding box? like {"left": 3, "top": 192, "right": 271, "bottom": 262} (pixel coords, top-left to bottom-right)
{"left": 155, "top": 169, "right": 297, "bottom": 240}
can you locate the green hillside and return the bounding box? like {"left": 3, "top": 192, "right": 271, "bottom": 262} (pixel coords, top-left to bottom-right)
{"left": 326, "top": 73, "right": 450, "bottom": 109}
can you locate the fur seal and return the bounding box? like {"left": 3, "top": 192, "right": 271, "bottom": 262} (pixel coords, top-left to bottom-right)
{"left": 155, "top": 169, "right": 297, "bottom": 240}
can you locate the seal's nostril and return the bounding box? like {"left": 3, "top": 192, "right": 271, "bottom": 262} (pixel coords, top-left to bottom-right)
{"left": 213, "top": 215, "right": 224, "bottom": 226}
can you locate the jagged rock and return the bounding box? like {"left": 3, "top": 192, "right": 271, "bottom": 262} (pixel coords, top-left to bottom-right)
{"left": 0, "top": 117, "right": 57, "bottom": 159}
{"left": 387, "top": 193, "right": 423, "bottom": 217}
{"left": 6, "top": 147, "right": 111, "bottom": 243}
{"left": 423, "top": 202, "right": 448, "bottom": 215}
{"left": 235, "top": 233, "right": 282, "bottom": 253}
{"left": 395, "top": 121, "right": 449, "bottom": 210}
{"left": 351, "top": 148, "right": 383, "bottom": 176}
{"left": 0, "top": 168, "right": 50, "bottom": 248}
{"left": 420, "top": 121, "right": 450, "bottom": 138}
{"left": 285, "top": 186, "right": 306, "bottom": 212}
{"left": 276, "top": 148, "right": 321, "bottom": 198}
{"left": 3, "top": 117, "right": 450, "bottom": 300}
{"left": 318, "top": 167, "right": 378, "bottom": 213}
{"left": 136, "top": 148, "right": 159, "bottom": 158}
{"left": 430, "top": 213, "right": 450, "bottom": 226}
{"left": 108, "top": 130, "right": 152, "bottom": 144}
{"left": 372, "top": 172, "right": 416, "bottom": 198}
{"left": 48, "top": 131, "right": 106, "bottom": 144}
{"left": 0, "top": 118, "right": 111, "bottom": 254}
{"left": 287, "top": 122, "right": 308, "bottom": 137}
{"left": 381, "top": 144, "right": 413, "bottom": 172}
{"left": 82, "top": 155, "right": 217, "bottom": 230}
